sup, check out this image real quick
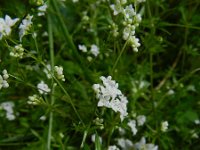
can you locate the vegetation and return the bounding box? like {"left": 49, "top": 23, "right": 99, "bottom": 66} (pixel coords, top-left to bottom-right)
{"left": 0, "top": 0, "right": 200, "bottom": 149}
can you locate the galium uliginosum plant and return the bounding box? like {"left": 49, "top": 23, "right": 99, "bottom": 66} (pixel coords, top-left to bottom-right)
{"left": 1, "top": 0, "right": 200, "bottom": 150}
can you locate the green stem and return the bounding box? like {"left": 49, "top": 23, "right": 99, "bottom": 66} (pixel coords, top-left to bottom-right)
{"left": 50, "top": 0, "right": 93, "bottom": 82}
{"left": 33, "top": 35, "right": 39, "bottom": 54}
{"left": 111, "top": 40, "right": 128, "bottom": 75}
{"left": 47, "top": 12, "right": 55, "bottom": 150}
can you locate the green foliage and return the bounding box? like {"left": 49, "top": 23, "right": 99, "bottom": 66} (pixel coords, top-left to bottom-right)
{"left": 0, "top": 0, "right": 200, "bottom": 150}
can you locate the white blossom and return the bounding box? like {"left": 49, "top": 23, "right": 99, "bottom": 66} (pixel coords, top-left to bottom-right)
{"left": 128, "top": 36, "right": 141, "bottom": 52}
{"left": 110, "top": 23, "right": 119, "bottom": 37}
{"left": 128, "top": 120, "right": 138, "bottom": 136}
{"left": 37, "top": 81, "right": 51, "bottom": 94}
{"left": 110, "top": 0, "right": 122, "bottom": 15}
{"left": 43, "top": 64, "right": 52, "bottom": 79}
{"left": 123, "top": 4, "right": 136, "bottom": 22}
{"left": 91, "top": 134, "right": 102, "bottom": 144}
{"left": 161, "top": 121, "right": 168, "bottom": 132}
{"left": 54, "top": 66, "right": 65, "bottom": 81}
{"left": 90, "top": 44, "right": 99, "bottom": 57}
{"left": 0, "top": 15, "right": 19, "bottom": 39}
{"left": 137, "top": 115, "right": 146, "bottom": 126}
{"left": 123, "top": 25, "right": 135, "bottom": 40}
{"left": 72, "top": 0, "right": 79, "bottom": 2}
{"left": 134, "top": 137, "right": 158, "bottom": 150}
{"left": 78, "top": 44, "right": 87, "bottom": 52}
{"left": 0, "top": 101, "right": 16, "bottom": 121}
{"left": 194, "top": 119, "right": 200, "bottom": 125}
{"left": 38, "top": 3, "right": 48, "bottom": 16}
{"left": 117, "top": 138, "right": 133, "bottom": 150}
{"left": 10, "top": 44, "right": 25, "bottom": 58}
{"left": 93, "top": 76, "right": 128, "bottom": 121}
{"left": 0, "top": 69, "right": 9, "bottom": 90}
{"left": 28, "top": 94, "right": 43, "bottom": 105}
{"left": 108, "top": 145, "right": 120, "bottom": 150}
{"left": 39, "top": 115, "right": 46, "bottom": 121}
{"left": 19, "top": 14, "right": 33, "bottom": 41}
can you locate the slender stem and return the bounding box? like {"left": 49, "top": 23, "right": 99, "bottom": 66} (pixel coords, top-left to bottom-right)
{"left": 52, "top": 76, "right": 85, "bottom": 126}
{"left": 33, "top": 35, "right": 39, "bottom": 54}
{"left": 47, "top": 12, "right": 55, "bottom": 150}
{"left": 111, "top": 40, "right": 128, "bottom": 75}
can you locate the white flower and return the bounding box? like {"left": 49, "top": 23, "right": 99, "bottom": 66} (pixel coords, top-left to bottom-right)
{"left": 43, "top": 64, "right": 52, "bottom": 79}
{"left": 128, "top": 36, "right": 140, "bottom": 52}
{"left": 0, "top": 70, "right": 9, "bottom": 90}
{"left": 134, "top": 137, "right": 158, "bottom": 150}
{"left": 10, "top": 44, "right": 25, "bottom": 58}
{"left": 43, "top": 65, "right": 65, "bottom": 81}
{"left": 194, "top": 119, "right": 200, "bottom": 125}
{"left": 37, "top": 81, "right": 51, "bottom": 94}
{"left": 91, "top": 134, "right": 102, "bottom": 144}
{"left": 54, "top": 66, "right": 65, "bottom": 81}
{"left": 134, "top": 14, "right": 142, "bottom": 26}
{"left": 118, "top": 127, "right": 126, "bottom": 135}
{"left": 38, "top": 3, "right": 48, "bottom": 16}
{"left": 0, "top": 15, "right": 19, "bottom": 39}
{"left": 19, "top": 14, "right": 33, "bottom": 41}
{"left": 123, "top": 4, "right": 136, "bottom": 22}
{"left": 0, "top": 101, "right": 16, "bottom": 121}
{"left": 72, "top": 0, "right": 79, "bottom": 2}
{"left": 161, "top": 121, "right": 168, "bottom": 132}
{"left": 137, "top": 115, "right": 146, "bottom": 126}
{"left": 110, "top": 0, "right": 122, "bottom": 15}
{"left": 93, "top": 76, "right": 128, "bottom": 121}
{"left": 90, "top": 44, "right": 99, "bottom": 57}
{"left": 2, "top": 69, "right": 9, "bottom": 80}
{"left": 117, "top": 138, "right": 133, "bottom": 150}
{"left": 167, "top": 89, "right": 175, "bottom": 95}
{"left": 28, "top": 94, "right": 43, "bottom": 105}
{"left": 39, "top": 115, "right": 46, "bottom": 121}
{"left": 110, "top": 23, "right": 119, "bottom": 37}
{"left": 123, "top": 25, "right": 135, "bottom": 40}
{"left": 78, "top": 44, "right": 87, "bottom": 52}
{"left": 108, "top": 145, "right": 120, "bottom": 150}
{"left": 128, "top": 120, "right": 138, "bottom": 136}
{"left": 191, "top": 130, "right": 199, "bottom": 139}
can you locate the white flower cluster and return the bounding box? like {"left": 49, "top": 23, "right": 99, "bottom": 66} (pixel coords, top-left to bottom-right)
{"left": 127, "top": 115, "right": 146, "bottom": 136}
{"left": 0, "top": 101, "right": 16, "bottom": 121}
{"left": 0, "top": 15, "right": 19, "bottom": 40}
{"left": 37, "top": 3, "right": 48, "bottom": 16}
{"left": 54, "top": 66, "right": 65, "bottom": 81}
{"left": 108, "top": 145, "right": 120, "bottom": 150}
{"left": 117, "top": 138, "right": 133, "bottom": 150}
{"left": 93, "top": 76, "right": 128, "bottom": 121}
{"left": 110, "top": 0, "right": 145, "bottom": 52}
{"left": 43, "top": 65, "right": 65, "bottom": 81}
{"left": 28, "top": 94, "right": 43, "bottom": 105}
{"left": 0, "top": 69, "right": 9, "bottom": 90}
{"left": 134, "top": 137, "right": 158, "bottom": 150}
{"left": 78, "top": 44, "right": 100, "bottom": 57}
{"left": 43, "top": 64, "right": 52, "bottom": 79}
{"left": 37, "top": 81, "right": 51, "bottom": 95}
{"left": 19, "top": 14, "right": 33, "bottom": 41}
{"left": 161, "top": 121, "right": 169, "bottom": 132}
{"left": 10, "top": 44, "right": 25, "bottom": 58}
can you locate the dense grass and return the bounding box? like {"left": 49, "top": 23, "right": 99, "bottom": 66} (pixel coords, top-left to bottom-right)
{"left": 0, "top": 0, "right": 200, "bottom": 150}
